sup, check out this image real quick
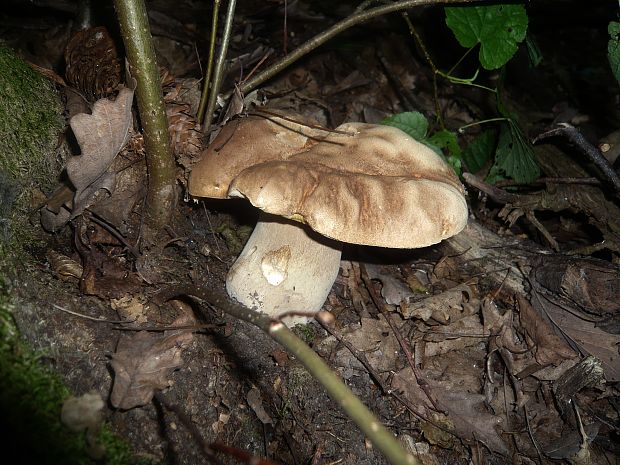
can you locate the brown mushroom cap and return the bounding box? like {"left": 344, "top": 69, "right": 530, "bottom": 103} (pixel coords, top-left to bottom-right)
{"left": 188, "top": 114, "right": 322, "bottom": 199}
{"left": 227, "top": 122, "right": 468, "bottom": 248}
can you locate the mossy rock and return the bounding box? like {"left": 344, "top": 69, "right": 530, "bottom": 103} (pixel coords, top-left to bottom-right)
{"left": 0, "top": 44, "right": 65, "bottom": 222}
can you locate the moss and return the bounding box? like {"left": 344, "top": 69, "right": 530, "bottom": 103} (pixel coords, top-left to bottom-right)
{"left": 0, "top": 274, "right": 155, "bottom": 465}
{"left": 0, "top": 44, "right": 65, "bottom": 196}
{"left": 293, "top": 323, "right": 316, "bottom": 345}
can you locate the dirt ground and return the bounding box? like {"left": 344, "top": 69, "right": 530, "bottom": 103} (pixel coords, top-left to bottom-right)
{"left": 1, "top": 1, "right": 620, "bottom": 464}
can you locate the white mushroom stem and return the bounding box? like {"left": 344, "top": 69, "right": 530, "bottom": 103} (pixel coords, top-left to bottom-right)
{"left": 226, "top": 212, "right": 342, "bottom": 326}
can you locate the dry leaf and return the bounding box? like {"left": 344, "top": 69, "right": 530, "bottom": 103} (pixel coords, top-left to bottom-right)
{"left": 47, "top": 250, "right": 83, "bottom": 280}
{"left": 365, "top": 263, "right": 414, "bottom": 306}
{"left": 341, "top": 315, "right": 403, "bottom": 373}
{"left": 109, "top": 314, "right": 194, "bottom": 409}
{"left": 423, "top": 314, "right": 486, "bottom": 357}
{"left": 110, "top": 295, "right": 147, "bottom": 324}
{"left": 533, "top": 293, "right": 620, "bottom": 382}
{"left": 517, "top": 295, "right": 576, "bottom": 366}
{"left": 392, "top": 367, "right": 508, "bottom": 455}
{"left": 66, "top": 86, "right": 134, "bottom": 218}
{"left": 401, "top": 284, "right": 475, "bottom": 324}
{"left": 246, "top": 387, "right": 273, "bottom": 425}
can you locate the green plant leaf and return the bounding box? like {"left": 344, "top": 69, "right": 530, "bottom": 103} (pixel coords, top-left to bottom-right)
{"left": 428, "top": 129, "right": 461, "bottom": 157}
{"left": 381, "top": 113, "right": 463, "bottom": 173}
{"left": 445, "top": 4, "right": 528, "bottom": 70}
{"left": 381, "top": 111, "right": 429, "bottom": 140}
{"left": 608, "top": 21, "right": 620, "bottom": 87}
{"left": 462, "top": 130, "right": 496, "bottom": 173}
{"left": 485, "top": 164, "right": 507, "bottom": 185}
{"left": 494, "top": 122, "right": 539, "bottom": 183}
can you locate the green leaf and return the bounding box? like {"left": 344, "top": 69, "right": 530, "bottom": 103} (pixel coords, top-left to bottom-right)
{"left": 381, "top": 111, "right": 428, "bottom": 140}
{"left": 428, "top": 129, "right": 461, "bottom": 157}
{"left": 381, "top": 113, "right": 461, "bottom": 174}
{"left": 446, "top": 155, "right": 462, "bottom": 177}
{"left": 462, "top": 130, "right": 496, "bottom": 173}
{"left": 494, "top": 122, "right": 539, "bottom": 183}
{"left": 445, "top": 4, "right": 528, "bottom": 70}
{"left": 608, "top": 21, "right": 620, "bottom": 87}
{"left": 485, "top": 164, "right": 507, "bottom": 185}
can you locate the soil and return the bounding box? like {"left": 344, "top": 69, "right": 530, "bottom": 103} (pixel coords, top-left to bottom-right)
{"left": 1, "top": 1, "right": 619, "bottom": 465}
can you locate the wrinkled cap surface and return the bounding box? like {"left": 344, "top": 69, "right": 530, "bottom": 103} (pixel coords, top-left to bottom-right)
{"left": 227, "top": 122, "right": 468, "bottom": 248}
{"left": 188, "top": 114, "right": 321, "bottom": 198}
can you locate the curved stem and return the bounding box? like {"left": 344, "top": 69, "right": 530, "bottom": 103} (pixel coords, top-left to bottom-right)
{"left": 457, "top": 117, "right": 507, "bottom": 133}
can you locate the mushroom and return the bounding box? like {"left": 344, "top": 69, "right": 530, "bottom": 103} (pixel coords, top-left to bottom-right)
{"left": 190, "top": 118, "right": 468, "bottom": 325}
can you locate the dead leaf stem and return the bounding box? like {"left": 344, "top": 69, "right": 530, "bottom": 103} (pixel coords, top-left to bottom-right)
{"left": 196, "top": 0, "right": 221, "bottom": 124}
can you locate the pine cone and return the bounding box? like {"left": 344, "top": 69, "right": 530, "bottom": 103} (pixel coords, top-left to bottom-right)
{"left": 64, "top": 27, "right": 121, "bottom": 101}
{"left": 166, "top": 102, "right": 203, "bottom": 166}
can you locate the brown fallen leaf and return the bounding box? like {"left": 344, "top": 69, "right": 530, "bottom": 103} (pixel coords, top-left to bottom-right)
{"left": 109, "top": 314, "right": 194, "bottom": 409}
{"left": 341, "top": 315, "right": 403, "bottom": 373}
{"left": 246, "top": 387, "right": 273, "bottom": 425}
{"left": 542, "top": 299, "right": 620, "bottom": 382}
{"left": 392, "top": 366, "right": 508, "bottom": 455}
{"left": 365, "top": 263, "right": 415, "bottom": 306}
{"left": 517, "top": 295, "right": 576, "bottom": 367}
{"left": 401, "top": 283, "right": 476, "bottom": 324}
{"left": 66, "top": 86, "right": 134, "bottom": 218}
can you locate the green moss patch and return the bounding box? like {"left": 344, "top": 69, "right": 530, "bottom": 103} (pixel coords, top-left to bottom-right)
{"left": 0, "top": 44, "right": 65, "bottom": 193}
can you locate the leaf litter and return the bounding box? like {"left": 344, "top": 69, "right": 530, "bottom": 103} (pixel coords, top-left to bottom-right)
{"left": 7, "top": 6, "right": 620, "bottom": 464}
{"left": 109, "top": 303, "right": 196, "bottom": 410}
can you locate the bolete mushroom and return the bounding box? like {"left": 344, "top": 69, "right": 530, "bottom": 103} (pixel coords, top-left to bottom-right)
{"left": 190, "top": 117, "right": 468, "bottom": 325}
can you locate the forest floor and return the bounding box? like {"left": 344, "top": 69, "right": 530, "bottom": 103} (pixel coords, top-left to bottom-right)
{"left": 1, "top": 1, "right": 619, "bottom": 465}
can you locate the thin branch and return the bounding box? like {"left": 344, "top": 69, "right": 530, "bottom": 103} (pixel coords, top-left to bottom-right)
{"left": 239, "top": 0, "right": 484, "bottom": 96}
{"left": 533, "top": 123, "right": 620, "bottom": 195}
{"left": 203, "top": 0, "right": 237, "bottom": 129}
{"left": 197, "top": 0, "right": 222, "bottom": 124}
{"left": 155, "top": 285, "right": 420, "bottom": 465}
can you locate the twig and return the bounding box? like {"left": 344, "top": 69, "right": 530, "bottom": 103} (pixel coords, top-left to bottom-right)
{"left": 85, "top": 211, "right": 141, "bottom": 258}
{"left": 534, "top": 123, "right": 620, "bottom": 195}
{"left": 155, "top": 285, "right": 420, "bottom": 465}
{"left": 400, "top": 11, "right": 445, "bottom": 128}
{"left": 463, "top": 173, "right": 562, "bottom": 250}
{"left": 495, "top": 176, "right": 601, "bottom": 188}
{"left": 239, "top": 0, "right": 484, "bottom": 96}
{"left": 203, "top": 0, "right": 237, "bottom": 129}
{"left": 359, "top": 264, "right": 444, "bottom": 414}
{"left": 197, "top": 0, "right": 221, "bottom": 124}
{"left": 52, "top": 303, "right": 126, "bottom": 324}
{"left": 523, "top": 404, "right": 544, "bottom": 463}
